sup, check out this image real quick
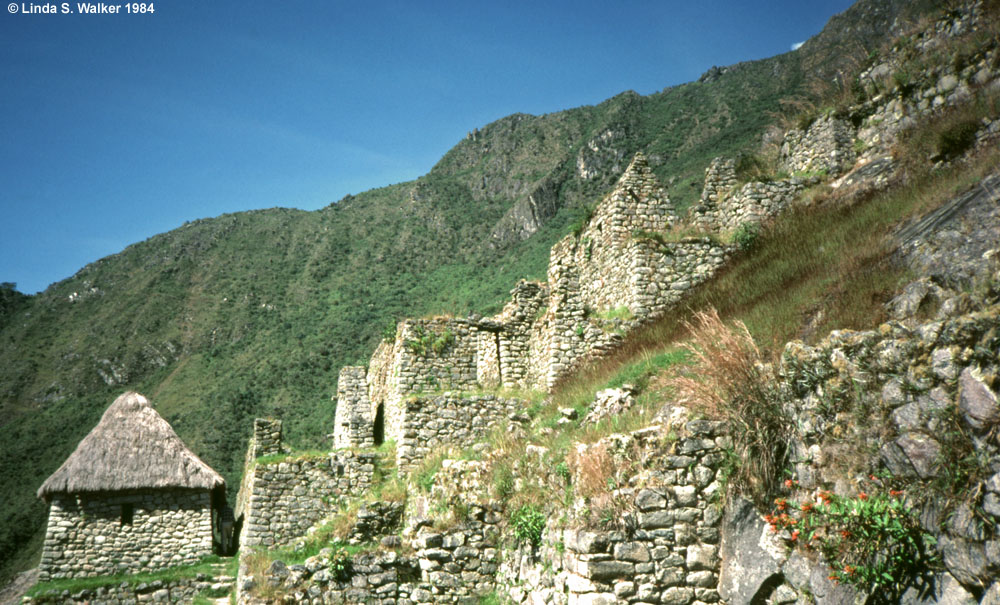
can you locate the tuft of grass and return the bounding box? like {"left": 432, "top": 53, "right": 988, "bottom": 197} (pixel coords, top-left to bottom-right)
{"left": 591, "top": 306, "right": 634, "bottom": 321}
{"left": 253, "top": 450, "right": 328, "bottom": 467}
{"left": 670, "top": 308, "right": 789, "bottom": 506}
{"left": 412, "top": 447, "right": 451, "bottom": 493}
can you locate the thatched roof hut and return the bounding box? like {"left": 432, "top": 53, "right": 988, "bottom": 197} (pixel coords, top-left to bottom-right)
{"left": 38, "top": 391, "right": 224, "bottom": 498}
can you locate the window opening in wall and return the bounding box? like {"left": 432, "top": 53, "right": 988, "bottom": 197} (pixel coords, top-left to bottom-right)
{"left": 121, "top": 503, "right": 134, "bottom": 526}
{"left": 373, "top": 403, "right": 385, "bottom": 446}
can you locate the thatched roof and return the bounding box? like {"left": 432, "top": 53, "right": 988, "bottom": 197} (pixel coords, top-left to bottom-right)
{"left": 38, "top": 391, "right": 224, "bottom": 498}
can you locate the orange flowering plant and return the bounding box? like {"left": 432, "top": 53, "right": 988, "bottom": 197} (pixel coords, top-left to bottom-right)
{"left": 766, "top": 479, "right": 939, "bottom": 597}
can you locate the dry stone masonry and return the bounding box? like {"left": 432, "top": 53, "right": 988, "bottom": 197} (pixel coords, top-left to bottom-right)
{"left": 237, "top": 420, "right": 376, "bottom": 549}
{"left": 780, "top": 114, "right": 857, "bottom": 176}
{"left": 239, "top": 505, "right": 503, "bottom": 604}
{"left": 395, "top": 394, "right": 522, "bottom": 471}
{"left": 498, "top": 419, "right": 730, "bottom": 605}
{"left": 690, "top": 160, "right": 809, "bottom": 233}
{"left": 333, "top": 152, "right": 734, "bottom": 466}
{"left": 39, "top": 489, "right": 214, "bottom": 581}
{"left": 333, "top": 367, "right": 374, "bottom": 450}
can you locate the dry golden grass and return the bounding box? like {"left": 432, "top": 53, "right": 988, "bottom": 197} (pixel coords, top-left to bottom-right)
{"left": 669, "top": 308, "right": 789, "bottom": 505}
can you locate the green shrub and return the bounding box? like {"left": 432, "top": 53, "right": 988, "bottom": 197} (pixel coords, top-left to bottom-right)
{"left": 414, "top": 451, "right": 446, "bottom": 492}
{"left": 493, "top": 466, "right": 515, "bottom": 500}
{"left": 510, "top": 504, "right": 546, "bottom": 547}
{"left": 735, "top": 152, "right": 778, "bottom": 183}
{"left": 892, "top": 69, "right": 916, "bottom": 96}
{"left": 405, "top": 325, "right": 454, "bottom": 357}
{"left": 381, "top": 321, "right": 398, "bottom": 342}
{"left": 733, "top": 222, "right": 761, "bottom": 251}
{"left": 936, "top": 119, "right": 980, "bottom": 159}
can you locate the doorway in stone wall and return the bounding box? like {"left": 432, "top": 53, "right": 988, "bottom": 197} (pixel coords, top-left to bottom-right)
{"left": 373, "top": 403, "right": 385, "bottom": 446}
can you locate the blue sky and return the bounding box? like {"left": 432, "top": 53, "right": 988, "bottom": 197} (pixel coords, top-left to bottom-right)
{"left": 1, "top": 0, "right": 854, "bottom": 294}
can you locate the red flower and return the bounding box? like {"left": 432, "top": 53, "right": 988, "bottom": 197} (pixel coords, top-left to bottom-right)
{"left": 775, "top": 498, "right": 788, "bottom": 511}
{"left": 819, "top": 491, "right": 832, "bottom": 503}
{"left": 889, "top": 489, "right": 903, "bottom": 497}
{"left": 800, "top": 503, "right": 813, "bottom": 513}
{"left": 784, "top": 479, "right": 796, "bottom": 489}
{"left": 858, "top": 492, "right": 868, "bottom": 500}
{"left": 840, "top": 530, "right": 851, "bottom": 539}
{"left": 790, "top": 530, "right": 800, "bottom": 541}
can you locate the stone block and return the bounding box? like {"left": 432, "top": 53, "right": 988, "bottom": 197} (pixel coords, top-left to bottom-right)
{"left": 583, "top": 559, "right": 635, "bottom": 581}
{"left": 686, "top": 544, "right": 718, "bottom": 571}
{"left": 614, "top": 542, "right": 650, "bottom": 562}
{"left": 565, "top": 530, "right": 609, "bottom": 554}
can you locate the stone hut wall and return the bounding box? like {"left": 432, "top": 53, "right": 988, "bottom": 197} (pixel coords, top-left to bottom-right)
{"left": 781, "top": 115, "right": 856, "bottom": 176}
{"left": 587, "top": 152, "right": 676, "bottom": 242}
{"left": 39, "top": 488, "right": 213, "bottom": 581}
{"left": 396, "top": 394, "right": 522, "bottom": 470}
{"left": 239, "top": 451, "right": 376, "bottom": 549}
{"left": 333, "top": 366, "right": 374, "bottom": 449}
{"left": 249, "top": 418, "right": 283, "bottom": 458}
{"left": 524, "top": 233, "right": 728, "bottom": 391}
{"left": 367, "top": 338, "right": 399, "bottom": 414}
{"left": 237, "top": 419, "right": 376, "bottom": 550}
{"left": 497, "top": 420, "right": 729, "bottom": 605}
{"left": 531, "top": 235, "right": 592, "bottom": 391}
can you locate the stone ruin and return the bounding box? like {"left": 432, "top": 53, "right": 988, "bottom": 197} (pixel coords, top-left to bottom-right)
{"left": 332, "top": 153, "right": 732, "bottom": 470}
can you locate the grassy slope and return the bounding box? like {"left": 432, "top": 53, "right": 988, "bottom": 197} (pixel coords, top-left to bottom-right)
{"left": 0, "top": 0, "right": 938, "bottom": 583}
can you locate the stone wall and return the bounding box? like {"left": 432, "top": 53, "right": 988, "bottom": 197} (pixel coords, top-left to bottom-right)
{"left": 234, "top": 418, "right": 283, "bottom": 528}
{"left": 497, "top": 420, "right": 729, "bottom": 605}
{"left": 26, "top": 573, "right": 234, "bottom": 604}
{"left": 396, "top": 394, "right": 522, "bottom": 470}
{"left": 691, "top": 157, "right": 736, "bottom": 231}
{"left": 714, "top": 292, "right": 1000, "bottom": 603}
{"left": 625, "top": 237, "right": 729, "bottom": 318}
{"left": 781, "top": 115, "right": 857, "bottom": 176}
{"left": 394, "top": 319, "right": 480, "bottom": 396}
{"left": 239, "top": 451, "right": 376, "bottom": 549}
{"left": 239, "top": 506, "right": 503, "bottom": 604}
{"left": 333, "top": 366, "right": 374, "bottom": 449}
{"left": 38, "top": 489, "right": 213, "bottom": 581}
{"left": 236, "top": 419, "right": 376, "bottom": 550}
{"left": 712, "top": 178, "right": 806, "bottom": 233}
{"left": 854, "top": 2, "right": 999, "bottom": 158}
{"left": 250, "top": 418, "right": 283, "bottom": 458}
{"left": 493, "top": 281, "right": 548, "bottom": 389}
{"left": 333, "top": 150, "right": 736, "bottom": 458}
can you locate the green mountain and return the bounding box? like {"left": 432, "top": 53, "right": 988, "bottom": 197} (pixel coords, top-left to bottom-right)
{"left": 0, "top": 0, "right": 945, "bottom": 583}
